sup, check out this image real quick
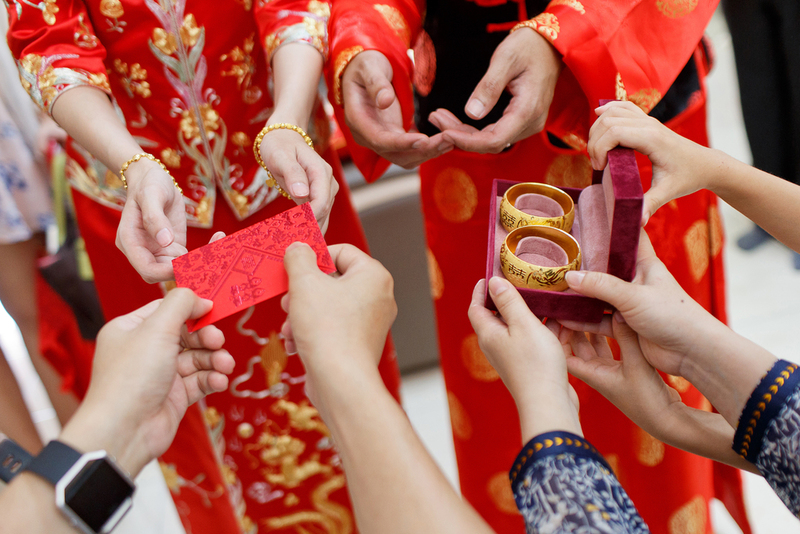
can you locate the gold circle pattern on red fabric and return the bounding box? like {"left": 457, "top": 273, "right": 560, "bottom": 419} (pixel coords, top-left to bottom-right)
{"left": 668, "top": 495, "right": 707, "bottom": 534}
{"left": 544, "top": 154, "right": 593, "bottom": 189}
{"left": 426, "top": 248, "right": 444, "bottom": 300}
{"left": 433, "top": 167, "right": 479, "bottom": 223}
{"left": 635, "top": 427, "right": 665, "bottom": 467}
{"left": 447, "top": 391, "right": 473, "bottom": 441}
{"left": 656, "top": 0, "right": 699, "bottom": 18}
{"left": 460, "top": 333, "right": 500, "bottom": 382}
{"left": 486, "top": 472, "right": 520, "bottom": 515}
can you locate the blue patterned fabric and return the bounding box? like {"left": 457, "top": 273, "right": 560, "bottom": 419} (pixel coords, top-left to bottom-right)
{"left": 733, "top": 359, "right": 800, "bottom": 514}
{"left": 0, "top": 110, "right": 54, "bottom": 244}
{"left": 510, "top": 431, "right": 650, "bottom": 534}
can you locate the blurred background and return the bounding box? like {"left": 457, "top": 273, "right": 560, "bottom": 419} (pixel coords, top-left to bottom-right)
{"left": 2, "top": 6, "right": 799, "bottom": 533}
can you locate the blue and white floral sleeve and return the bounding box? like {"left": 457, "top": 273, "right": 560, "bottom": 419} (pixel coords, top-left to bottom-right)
{"left": 509, "top": 431, "right": 650, "bottom": 533}
{"left": 733, "top": 359, "right": 800, "bottom": 514}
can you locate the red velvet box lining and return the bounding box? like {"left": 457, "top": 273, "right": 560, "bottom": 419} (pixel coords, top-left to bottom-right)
{"left": 484, "top": 147, "right": 644, "bottom": 323}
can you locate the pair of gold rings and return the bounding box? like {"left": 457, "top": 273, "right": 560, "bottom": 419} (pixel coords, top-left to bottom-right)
{"left": 498, "top": 183, "right": 581, "bottom": 291}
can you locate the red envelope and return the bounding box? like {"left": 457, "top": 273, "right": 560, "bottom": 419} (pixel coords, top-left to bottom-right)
{"left": 173, "top": 203, "right": 335, "bottom": 332}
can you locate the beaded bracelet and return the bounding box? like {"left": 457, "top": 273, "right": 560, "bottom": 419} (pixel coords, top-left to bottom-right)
{"left": 119, "top": 153, "right": 183, "bottom": 194}
{"left": 253, "top": 123, "right": 315, "bottom": 200}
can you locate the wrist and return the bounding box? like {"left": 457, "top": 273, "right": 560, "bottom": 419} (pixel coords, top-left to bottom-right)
{"left": 58, "top": 403, "right": 150, "bottom": 478}
{"left": 119, "top": 155, "right": 165, "bottom": 191}
{"left": 267, "top": 112, "right": 310, "bottom": 130}
{"left": 678, "top": 327, "right": 777, "bottom": 425}
{"left": 305, "top": 356, "right": 386, "bottom": 420}
{"left": 515, "top": 385, "right": 582, "bottom": 443}
{"left": 702, "top": 147, "right": 737, "bottom": 196}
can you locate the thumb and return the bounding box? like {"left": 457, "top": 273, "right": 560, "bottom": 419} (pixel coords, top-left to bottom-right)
{"left": 487, "top": 276, "right": 537, "bottom": 328}
{"left": 284, "top": 242, "right": 322, "bottom": 283}
{"left": 465, "top": 57, "right": 513, "bottom": 120}
{"left": 138, "top": 187, "right": 176, "bottom": 248}
{"left": 565, "top": 270, "right": 638, "bottom": 314}
{"left": 642, "top": 181, "right": 671, "bottom": 226}
{"left": 148, "top": 288, "right": 212, "bottom": 334}
{"left": 362, "top": 62, "right": 396, "bottom": 110}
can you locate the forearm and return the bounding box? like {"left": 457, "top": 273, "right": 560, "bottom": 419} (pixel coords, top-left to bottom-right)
{"left": 311, "top": 362, "right": 493, "bottom": 534}
{"left": 270, "top": 43, "right": 323, "bottom": 127}
{"left": 50, "top": 86, "right": 144, "bottom": 175}
{"left": 516, "top": 387, "right": 582, "bottom": 445}
{"left": 679, "top": 324, "right": 777, "bottom": 428}
{"left": 705, "top": 149, "right": 800, "bottom": 252}
{"left": 658, "top": 404, "right": 758, "bottom": 473}
{"left": 0, "top": 473, "right": 78, "bottom": 534}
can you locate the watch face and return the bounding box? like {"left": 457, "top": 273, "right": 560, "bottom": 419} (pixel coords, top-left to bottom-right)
{"left": 65, "top": 459, "right": 134, "bottom": 532}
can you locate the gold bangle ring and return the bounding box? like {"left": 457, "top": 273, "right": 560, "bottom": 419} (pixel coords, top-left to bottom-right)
{"left": 119, "top": 153, "right": 183, "bottom": 194}
{"left": 499, "top": 182, "right": 575, "bottom": 233}
{"left": 253, "top": 123, "right": 314, "bottom": 200}
{"left": 499, "top": 226, "right": 581, "bottom": 292}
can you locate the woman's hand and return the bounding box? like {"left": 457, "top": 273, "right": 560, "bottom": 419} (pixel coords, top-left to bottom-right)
{"left": 563, "top": 315, "right": 685, "bottom": 436}
{"left": 588, "top": 100, "right": 713, "bottom": 225}
{"left": 562, "top": 230, "right": 719, "bottom": 378}
{"left": 468, "top": 277, "right": 581, "bottom": 441}
{"left": 258, "top": 125, "right": 339, "bottom": 233}
{"left": 116, "top": 158, "right": 188, "bottom": 283}
{"left": 562, "top": 230, "right": 776, "bottom": 426}
{"left": 561, "top": 316, "right": 758, "bottom": 473}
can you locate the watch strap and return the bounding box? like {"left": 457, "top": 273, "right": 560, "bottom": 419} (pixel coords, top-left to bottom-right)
{"left": 23, "top": 440, "right": 82, "bottom": 486}
{"left": 0, "top": 438, "right": 33, "bottom": 483}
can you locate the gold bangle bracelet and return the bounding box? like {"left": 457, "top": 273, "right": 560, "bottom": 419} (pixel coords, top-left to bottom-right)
{"left": 119, "top": 153, "right": 183, "bottom": 194}
{"left": 253, "top": 123, "right": 314, "bottom": 200}
{"left": 499, "top": 182, "right": 575, "bottom": 233}
{"left": 499, "top": 226, "right": 581, "bottom": 292}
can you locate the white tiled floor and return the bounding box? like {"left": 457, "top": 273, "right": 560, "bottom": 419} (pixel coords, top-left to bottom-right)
{"left": 3, "top": 7, "right": 800, "bottom": 533}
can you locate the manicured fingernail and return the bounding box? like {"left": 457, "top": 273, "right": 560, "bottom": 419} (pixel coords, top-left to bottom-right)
{"left": 285, "top": 341, "right": 297, "bottom": 355}
{"left": 156, "top": 228, "right": 172, "bottom": 247}
{"left": 641, "top": 211, "right": 650, "bottom": 226}
{"left": 488, "top": 276, "right": 508, "bottom": 296}
{"left": 376, "top": 88, "right": 389, "bottom": 103}
{"left": 412, "top": 140, "right": 425, "bottom": 149}
{"left": 466, "top": 99, "right": 484, "bottom": 119}
{"left": 614, "top": 312, "right": 627, "bottom": 324}
{"left": 565, "top": 271, "right": 585, "bottom": 286}
{"left": 202, "top": 298, "right": 214, "bottom": 306}
{"left": 292, "top": 183, "right": 309, "bottom": 197}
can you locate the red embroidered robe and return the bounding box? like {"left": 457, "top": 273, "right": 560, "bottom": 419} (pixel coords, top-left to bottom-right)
{"left": 325, "top": 0, "right": 751, "bottom": 532}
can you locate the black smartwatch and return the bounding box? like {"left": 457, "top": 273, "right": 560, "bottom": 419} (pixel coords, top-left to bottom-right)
{"left": 0, "top": 436, "right": 33, "bottom": 483}
{"left": 23, "top": 440, "right": 135, "bottom": 534}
